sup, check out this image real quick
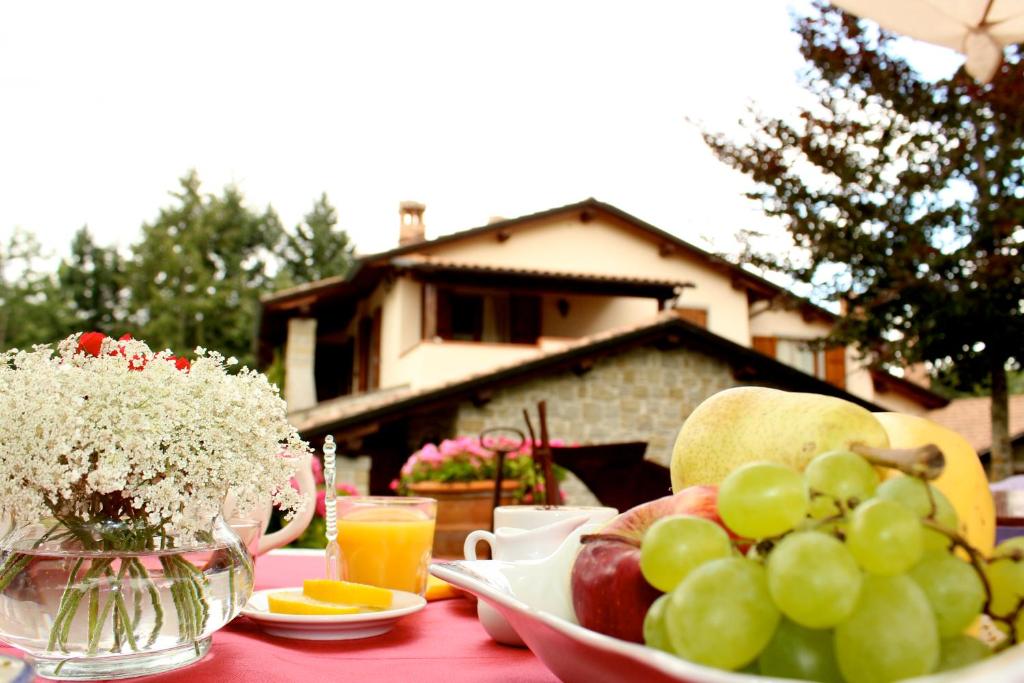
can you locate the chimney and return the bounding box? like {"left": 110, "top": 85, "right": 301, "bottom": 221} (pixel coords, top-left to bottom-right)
{"left": 399, "top": 201, "right": 426, "bottom": 246}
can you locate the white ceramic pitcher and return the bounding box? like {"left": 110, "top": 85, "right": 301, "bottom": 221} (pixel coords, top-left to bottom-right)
{"left": 463, "top": 515, "right": 598, "bottom": 646}
{"left": 222, "top": 451, "right": 317, "bottom": 556}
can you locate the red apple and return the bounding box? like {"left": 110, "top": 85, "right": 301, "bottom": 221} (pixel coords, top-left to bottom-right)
{"left": 570, "top": 485, "right": 723, "bottom": 642}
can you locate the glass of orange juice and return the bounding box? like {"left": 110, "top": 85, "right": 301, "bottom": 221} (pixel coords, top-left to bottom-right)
{"left": 335, "top": 496, "right": 437, "bottom": 595}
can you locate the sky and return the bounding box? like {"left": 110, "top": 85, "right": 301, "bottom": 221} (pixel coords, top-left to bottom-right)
{"left": 0, "top": 1, "right": 964, "bottom": 264}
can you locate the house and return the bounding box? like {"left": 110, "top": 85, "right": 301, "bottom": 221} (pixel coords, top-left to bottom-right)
{"left": 929, "top": 395, "right": 1024, "bottom": 472}
{"left": 258, "top": 198, "right": 948, "bottom": 495}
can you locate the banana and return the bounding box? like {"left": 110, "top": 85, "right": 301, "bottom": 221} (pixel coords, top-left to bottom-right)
{"left": 874, "top": 412, "right": 995, "bottom": 556}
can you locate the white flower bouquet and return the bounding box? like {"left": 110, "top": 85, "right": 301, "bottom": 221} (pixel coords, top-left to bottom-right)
{"left": 0, "top": 332, "right": 308, "bottom": 675}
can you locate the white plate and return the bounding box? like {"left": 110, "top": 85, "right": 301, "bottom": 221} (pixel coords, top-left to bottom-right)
{"left": 241, "top": 587, "right": 426, "bottom": 640}
{"left": 431, "top": 559, "right": 1024, "bottom": 683}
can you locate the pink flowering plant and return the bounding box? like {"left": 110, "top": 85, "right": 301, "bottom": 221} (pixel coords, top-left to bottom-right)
{"left": 393, "top": 435, "right": 568, "bottom": 501}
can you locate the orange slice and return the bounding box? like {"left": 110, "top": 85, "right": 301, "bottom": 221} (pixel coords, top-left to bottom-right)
{"left": 425, "top": 575, "right": 459, "bottom": 602}
{"left": 303, "top": 579, "right": 393, "bottom": 609}
{"left": 266, "top": 591, "right": 363, "bottom": 616}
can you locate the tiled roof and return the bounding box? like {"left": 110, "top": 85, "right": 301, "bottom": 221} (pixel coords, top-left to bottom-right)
{"left": 288, "top": 316, "right": 671, "bottom": 433}
{"left": 288, "top": 311, "right": 884, "bottom": 437}
{"left": 390, "top": 259, "right": 694, "bottom": 289}
{"left": 928, "top": 395, "right": 1024, "bottom": 454}
{"left": 261, "top": 198, "right": 832, "bottom": 318}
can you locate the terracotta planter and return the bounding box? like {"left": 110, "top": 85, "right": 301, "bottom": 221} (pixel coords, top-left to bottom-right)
{"left": 408, "top": 480, "right": 520, "bottom": 558}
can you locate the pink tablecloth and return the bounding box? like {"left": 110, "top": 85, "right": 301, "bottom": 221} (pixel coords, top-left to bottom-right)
{"left": 10, "top": 553, "right": 557, "bottom": 682}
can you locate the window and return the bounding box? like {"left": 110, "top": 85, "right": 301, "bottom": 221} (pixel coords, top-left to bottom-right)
{"left": 426, "top": 286, "right": 541, "bottom": 344}
{"left": 315, "top": 339, "right": 353, "bottom": 401}
{"left": 356, "top": 309, "right": 381, "bottom": 391}
{"left": 775, "top": 338, "right": 825, "bottom": 379}
{"left": 447, "top": 292, "right": 484, "bottom": 341}
{"left": 753, "top": 335, "right": 846, "bottom": 388}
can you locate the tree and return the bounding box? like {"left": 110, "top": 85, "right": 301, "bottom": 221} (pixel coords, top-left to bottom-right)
{"left": 56, "top": 226, "right": 127, "bottom": 334}
{"left": 127, "top": 170, "right": 283, "bottom": 366}
{"left": 701, "top": 4, "right": 1024, "bottom": 478}
{"left": 0, "top": 228, "right": 65, "bottom": 349}
{"left": 275, "top": 193, "right": 354, "bottom": 288}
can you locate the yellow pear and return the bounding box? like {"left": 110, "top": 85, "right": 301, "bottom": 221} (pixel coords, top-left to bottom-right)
{"left": 874, "top": 412, "right": 995, "bottom": 556}
{"left": 671, "top": 387, "right": 889, "bottom": 490}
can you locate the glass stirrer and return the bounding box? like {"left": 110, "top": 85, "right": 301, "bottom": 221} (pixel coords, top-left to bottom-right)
{"left": 323, "top": 435, "right": 341, "bottom": 581}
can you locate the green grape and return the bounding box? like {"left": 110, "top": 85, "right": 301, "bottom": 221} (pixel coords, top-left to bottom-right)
{"left": 804, "top": 449, "right": 878, "bottom": 514}
{"left": 995, "top": 536, "right": 1024, "bottom": 558}
{"left": 846, "top": 498, "right": 923, "bottom": 575}
{"left": 665, "top": 557, "right": 780, "bottom": 671}
{"left": 834, "top": 574, "right": 940, "bottom": 683}
{"left": 640, "top": 515, "right": 732, "bottom": 592}
{"left": 767, "top": 531, "right": 861, "bottom": 628}
{"left": 876, "top": 476, "right": 959, "bottom": 551}
{"left": 643, "top": 594, "right": 674, "bottom": 653}
{"left": 807, "top": 493, "right": 840, "bottom": 520}
{"left": 909, "top": 551, "right": 985, "bottom": 637}
{"left": 717, "top": 462, "right": 808, "bottom": 539}
{"left": 985, "top": 557, "right": 1024, "bottom": 618}
{"left": 802, "top": 514, "right": 848, "bottom": 540}
{"left": 758, "top": 618, "right": 844, "bottom": 683}
{"left": 984, "top": 538, "right": 1024, "bottom": 618}
{"left": 936, "top": 635, "right": 991, "bottom": 672}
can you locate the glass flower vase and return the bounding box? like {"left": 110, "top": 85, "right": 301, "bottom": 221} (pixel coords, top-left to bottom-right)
{"left": 0, "top": 514, "right": 253, "bottom": 680}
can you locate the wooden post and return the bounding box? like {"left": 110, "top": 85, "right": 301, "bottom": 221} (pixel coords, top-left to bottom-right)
{"left": 536, "top": 402, "right": 559, "bottom": 506}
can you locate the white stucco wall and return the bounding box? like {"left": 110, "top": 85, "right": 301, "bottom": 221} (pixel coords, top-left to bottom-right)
{"left": 379, "top": 277, "right": 422, "bottom": 388}
{"left": 540, "top": 294, "right": 657, "bottom": 338}
{"left": 309, "top": 207, "right": 936, "bottom": 414}
{"left": 406, "top": 214, "right": 751, "bottom": 345}
{"left": 748, "top": 307, "right": 832, "bottom": 340}
{"left": 847, "top": 365, "right": 930, "bottom": 416}
{"left": 395, "top": 341, "right": 542, "bottom": 390}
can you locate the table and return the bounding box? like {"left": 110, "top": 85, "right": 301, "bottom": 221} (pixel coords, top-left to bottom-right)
{"left": 995, "top": 490, "right": 1024, "bottom": 543}
{"left": 8, "top": 552, "right": 558, "bottom": 683}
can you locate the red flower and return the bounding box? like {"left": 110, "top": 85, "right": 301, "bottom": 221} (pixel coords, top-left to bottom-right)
{"left": 76, "top": 332, "right": 107, "bottom": 357}
{"left": 163, "top": 355, "right": 191, "bottom": 372}
{"left": 73, "top": 331, "right": 189, "bottom": 373}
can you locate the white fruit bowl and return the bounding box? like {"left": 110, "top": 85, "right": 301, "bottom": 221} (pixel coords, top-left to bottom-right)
{"left": 430, "top": 557, "right": 1024, "bottom": 683}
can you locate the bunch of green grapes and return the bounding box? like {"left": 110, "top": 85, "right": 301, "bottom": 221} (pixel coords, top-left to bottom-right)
{"left": 638, "top": 451, "right": 1021, "bottom": 683}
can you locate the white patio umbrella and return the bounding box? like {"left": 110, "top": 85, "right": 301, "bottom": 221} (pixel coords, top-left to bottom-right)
{"left": 831, "top": 0, "right": 1024, "bottom": 81}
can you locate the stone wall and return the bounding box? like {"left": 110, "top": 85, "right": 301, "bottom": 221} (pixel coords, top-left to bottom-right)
{"left": 452, "top": 343, "right": 739, "bottom": 469}
{"left": 397, "top": 342, "right": 841, "bottom": 505}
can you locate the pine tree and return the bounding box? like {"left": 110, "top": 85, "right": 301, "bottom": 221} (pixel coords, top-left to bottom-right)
{"left": 0, "top": 228, "right": 65, "bottom": 349}
{"left": 127, "top": 170, "right": 283, "bottom": 366}
{"left": 276, "top": 192, "right": 354, "bottom": 288}
{"left": 57, "top": 226, "right": 126, "bottom": 333}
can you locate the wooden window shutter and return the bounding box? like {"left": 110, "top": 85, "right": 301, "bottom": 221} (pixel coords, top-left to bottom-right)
{"left": 825, "top": 346, "right": 846, "bottom": 389}
{"left": 357, "top": 317, "right": 371, "bottom": 392}
{"left": 422, "top": 284, "right": 438, "bottom": 340}
{"left": 370, "top": 308, "right": 382, "bottom": 390}
{"left": 752, "top": 336, "right": 777, "bottom": 358}
{"left": 435, "top": 288, "right": 453, "bottom": 340}
{"left": 674, "top": 307, "right": 708, "bottom": 328}
{"left": 509, "top": 295, "right": 541, "bottom": 343}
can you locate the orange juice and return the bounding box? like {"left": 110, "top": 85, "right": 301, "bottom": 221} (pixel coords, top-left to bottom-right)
{"left": 336, "top": 507, "right": 436, "bottom": 594}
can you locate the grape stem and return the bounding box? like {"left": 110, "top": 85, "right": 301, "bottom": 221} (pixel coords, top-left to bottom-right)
{"left": 920, "top": 520, "right": 991, "bottom": 606}
{"left": 851, "top": 443, "right": 945, "bottom": 480}
{"left": 918, "top": 519, "right": 1016, "bottom": 648}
